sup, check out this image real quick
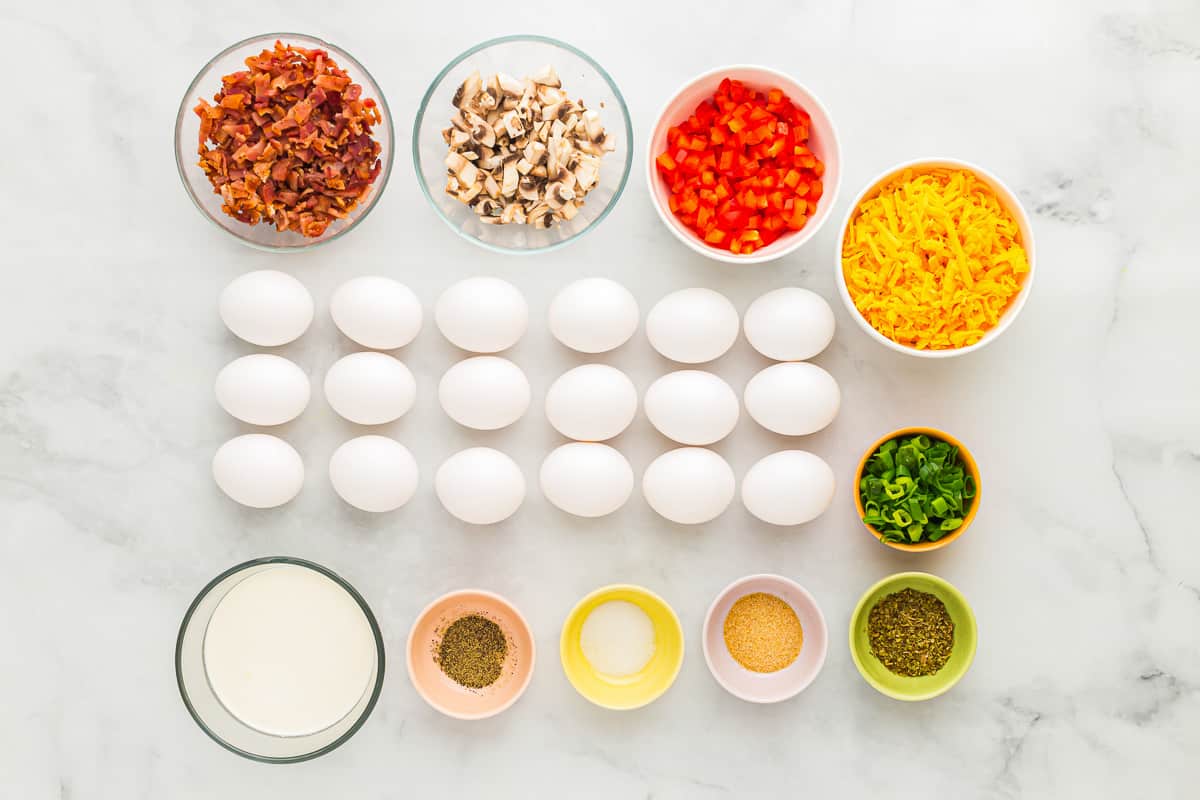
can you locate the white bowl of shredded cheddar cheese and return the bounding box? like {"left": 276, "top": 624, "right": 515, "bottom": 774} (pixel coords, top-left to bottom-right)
{"left": 837, "top": 158, "right": 1035, "bottom": 357}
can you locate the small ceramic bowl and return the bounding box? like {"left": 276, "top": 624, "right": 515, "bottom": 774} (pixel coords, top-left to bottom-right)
{"left": 560, "top": 584, "right": 684, "bottom": 710}
{"left": 701, "top": 574, "right": 828, "bottom": 703}
{"left": 175, "top": 33, "right": 394, "bottom": 252}
{"left": 646, "top": 65, "right": 841, "bottom": 264}
{"left": 413, "top": 35, "right": 633, "bottom": 255}
{"left": 854, "top": 426, "right": 981, "bottom": 553}
{"left": 836, "top": 157, "right": 1036, "bottom": 357}
{"left": 849, "top": 572, "right": 977, "bottom": 701}
{"left": 406, "top": 589, "right": 535, "bottom": 720}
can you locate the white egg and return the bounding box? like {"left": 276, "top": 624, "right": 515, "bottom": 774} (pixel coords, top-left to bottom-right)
{"left": 324, "top": 352, "right": 416, "bottom": 425}
{"left": 743, "top": 287, "right": 835, "bottom": 361}
{"left": 435, "top": 447, "right": 525, "bottom": 525}
{"left": 643, "top": 370, "right": 739, "bottom": 446}
{"left": 330, "top": 276, "right": 422, "bottom": 350}
{"left": 540, "top": 443, "right": 634, "bottom": 518}
{"left": 548, "top": 278, "right": 639, "bottom": 353}
{"left": 219, "top": 270, "right": 314, "bottom": 347}
{"left": 545, "top": 364, "right": 637, "bottom": 441}
{"left": 741, "top": 450, "right": 836, "bottom": 526}
{"left": 645, "top": 288, "right": 739, "bottom": 364}
{"left": 744, "top": 362, "right": 840, "bottom": 436}
{"left": 212, "top": 434, "right": 304, "bottom": 508}
{"left": 439, "top": 356, "right": 530, "bottom": 430}
{"left": 214, "top": 354, "right": 310, "bottom": 426}
{"left": 642, "top": 447, "right": 735, "bottom": 525}
{"left": 329, "top": 435, "right": 418, "bottom": 512}
{"left": 435, "top": 277, "right": 528, "bottom": 353}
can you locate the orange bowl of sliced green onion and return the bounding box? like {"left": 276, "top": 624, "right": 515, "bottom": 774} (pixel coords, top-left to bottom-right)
{"left": 854, "top": 427, "right": 980, "bottom": 552}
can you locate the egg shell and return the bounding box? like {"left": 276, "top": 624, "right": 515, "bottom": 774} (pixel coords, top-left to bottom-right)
{"left": 744, "top": 362, "right": 840, "bottom": 436}
{"left": 540, "top": 443, "right": 634, "bottom": 518}
{"left": 548, "top": 278, "right": 639, "bottom": 353}
{"left": 741, "top": 450, "right": 836, "bottom": 525}
{"left": 330, "top": 276, "right": 423, "bottom": 350}
{"left": 214, "top": 354, "right": 310, "bottom": 426}
{"left": 329, "top": 435, "right": 419, "bottom": 512}
{"left": 212, "top": 434, "right": 304, "bottom": 508}
{"left": 435, "top": 277, "right": 528, "bottom": 353}
{"left": 743, "top": 287, "right": 836, "bottom": 361}
{"left": 435, "top": 447, "right": 526, "bottom": 525}
{"left": 219, "top": 270, "right": 314, "bottom": 347}
{"left": 643, "top": 370, "right": 739, "bottom": 446}
{"left": 439, "top": 356, "right": 530, "bottom": 430}
{"left": 642, "top": 447, "right": 735, "bottom": 525}
{"left": 324, "top": 352, "right": 416, "bottom": 425}
{"left": 545, "top": 364, "right": 638, "bottom": 442}
{"left": 645, "top": 288, "right": 739, "bottom": 364}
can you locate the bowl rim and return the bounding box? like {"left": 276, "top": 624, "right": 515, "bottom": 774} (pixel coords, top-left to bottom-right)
{"left": 852, "top": 426, "right": 982, "bottom": 552}
{"left": 174, "top": 556, "right": 386, "bottom": 763}
{"left": 835, "top": 156, "right": 1037, "bottom": 357}
{"left": 847, "top": 571, "right": 978, "bottom": 701}
{"left": 174, "top": 32, "right": 396, "bottom": 253}
{"left": 411, "top": 33, "right": 634, "bottom": 256}
{"left": 405, "top": 588, "right": 537, "bottom": 721}
{"left": 559, "top": 583, "right": 685, "bottom": 710}
{"left": 700, "top": 573, "right": 829, "bottom": 704}
{"left": 645, "top": 63, "right": 842, "bottom": 265}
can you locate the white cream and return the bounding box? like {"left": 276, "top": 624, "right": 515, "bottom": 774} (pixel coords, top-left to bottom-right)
{"left": 580, "top": 600, "right": 656, "bottom": 677}
{"left": 202, "top": 564, "right": 376, "bottom": 737}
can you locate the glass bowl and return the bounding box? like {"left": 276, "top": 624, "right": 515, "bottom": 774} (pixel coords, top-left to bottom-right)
{"left": 174, "top": 33, "right": 394, "bottom": 252}
{"left": 175, "top": 556, "right": 385, "bottom": 763}
{"left": 413, "top": 35, "right": 632, "bottom": 255}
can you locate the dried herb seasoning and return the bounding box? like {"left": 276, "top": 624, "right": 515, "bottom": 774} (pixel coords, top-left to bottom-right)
{"left": 867, "top": 588, "right": 954, "bottom": 677}
{"left": 436, "top": 614, "right": 508, "bottom": 689}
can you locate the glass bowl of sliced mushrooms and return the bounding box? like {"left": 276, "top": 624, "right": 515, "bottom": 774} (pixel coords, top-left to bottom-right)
{"left": 413, "top": 35, "right": 633, "bottom": 254}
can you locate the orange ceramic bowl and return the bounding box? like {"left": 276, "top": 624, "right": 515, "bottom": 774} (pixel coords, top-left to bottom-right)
{"left": 853, "top": 427, "right": 981, "bottom": 553}
{"left": 406, "top": 589, "right": 535, "bottom": 720}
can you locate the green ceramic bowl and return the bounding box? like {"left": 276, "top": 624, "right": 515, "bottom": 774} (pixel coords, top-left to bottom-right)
{"left": 848, "top": 572, "right": 977, "bottom": 701}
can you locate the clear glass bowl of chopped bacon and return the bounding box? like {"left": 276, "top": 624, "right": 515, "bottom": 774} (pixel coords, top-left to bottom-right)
{"left": 175, "top": 33, "right": 394, "bottom": 252}
{"left": 413, "top": 35, "right": 633, "bottom": 254}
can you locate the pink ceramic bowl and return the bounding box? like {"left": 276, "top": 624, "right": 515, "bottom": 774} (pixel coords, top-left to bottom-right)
{"left": 406, "top": 589, "right": 535, "bottom": 720}
{"left": 702, "top": 574, "right": 828, "bottom": 703}
{"left": 646, "top": 65, "right": 841, "bottom": 264}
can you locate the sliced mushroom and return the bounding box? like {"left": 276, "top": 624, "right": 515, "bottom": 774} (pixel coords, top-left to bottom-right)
{"left": 452, "top": 71, "right": 482, "bottom": 109}
{"left": 484, "top": 173, "right": 500, "bottom": 199}
{"left": 501, "top": 161, "right": 519, "bottom": 196}
{"left": 518, "top": 175, "right": 542, "bottom": 202}
{"left": 545, "top": 181, "right": 576, "bottom": 209}
{"left": 530, "top": 64, "right": 561, "bottom": 87}
{"left": 501, "top": 110, "right": 525, "bottom": 139}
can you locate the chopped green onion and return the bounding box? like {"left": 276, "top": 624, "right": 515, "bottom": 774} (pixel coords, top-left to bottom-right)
{"left": 859, "top": 433, "right": 974, "bottom": 545}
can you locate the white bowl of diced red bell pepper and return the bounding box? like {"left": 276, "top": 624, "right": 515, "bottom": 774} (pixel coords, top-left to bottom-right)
{"left": 646, "top": 65, "right": 841, "bottom": 264}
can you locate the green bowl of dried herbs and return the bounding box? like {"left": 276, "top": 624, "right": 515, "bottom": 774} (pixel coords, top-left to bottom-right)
{"left": 848, "top": 572, "right": 977, "bottom": 701}
{"left": 854, "top": 427, "right": 980, "bottom": 551}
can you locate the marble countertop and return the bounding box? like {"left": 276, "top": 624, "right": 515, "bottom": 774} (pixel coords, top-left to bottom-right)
{"left": 2, "top": 0, "right": 1197, "bottom": 796}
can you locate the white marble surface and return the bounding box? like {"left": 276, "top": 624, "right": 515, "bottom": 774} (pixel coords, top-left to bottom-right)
{"left": 2, "top": 0, "right": 1198, "bottom": 796}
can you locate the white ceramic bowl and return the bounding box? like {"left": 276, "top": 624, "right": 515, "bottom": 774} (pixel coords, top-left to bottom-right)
{"left": 836, "top": 158, "right": 1036, "bottom": 358}
{"left": 646, "top": 65, "right": 841, "bottom": 265}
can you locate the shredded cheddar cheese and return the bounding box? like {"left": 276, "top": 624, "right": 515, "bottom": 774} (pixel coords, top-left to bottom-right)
{"left": 842, "top": 168, "right": 1029, "bottom": 350}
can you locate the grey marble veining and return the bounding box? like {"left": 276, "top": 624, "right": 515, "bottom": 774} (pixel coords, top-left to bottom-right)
{"left": 1, "top": 0, "right": 1197, "bottom": 797}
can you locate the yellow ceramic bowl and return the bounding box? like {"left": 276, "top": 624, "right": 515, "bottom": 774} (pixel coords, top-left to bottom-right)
{"left": 854, "top": 426, "right": 981, "bottom": 553}
{"left": 560, "top": 584, "right": 684, "bottom": 710}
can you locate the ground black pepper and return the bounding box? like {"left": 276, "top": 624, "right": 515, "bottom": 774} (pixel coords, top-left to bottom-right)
{"left": 436, "top": 614, "right": 508, "bottom": 689}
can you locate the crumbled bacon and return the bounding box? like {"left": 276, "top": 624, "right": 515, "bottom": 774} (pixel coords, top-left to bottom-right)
{"left": 194, "top": 41, "right": 383, "bottom": 238}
